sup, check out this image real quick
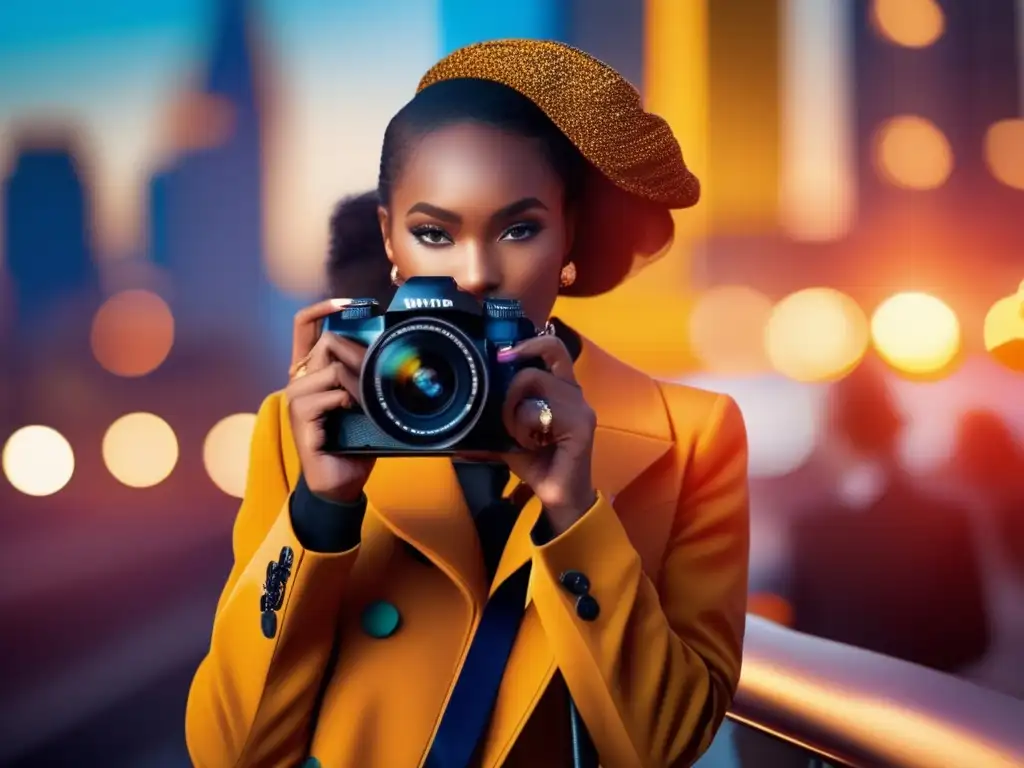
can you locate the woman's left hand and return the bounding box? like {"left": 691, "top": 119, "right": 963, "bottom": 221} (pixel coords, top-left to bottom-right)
{"left": 498, "top": 335, "right": 598, "bottom": 535}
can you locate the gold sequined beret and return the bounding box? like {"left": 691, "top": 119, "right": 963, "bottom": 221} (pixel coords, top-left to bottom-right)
{"left": 416, "top": 39, "right": 699, "bottom": 296}
{"left": 417, "top": 39, "right": 700, "bottom": 210}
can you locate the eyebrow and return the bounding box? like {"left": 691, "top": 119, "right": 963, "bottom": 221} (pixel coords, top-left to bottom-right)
{"left": 406, "top": 197, "right": 548, "bottom": 224}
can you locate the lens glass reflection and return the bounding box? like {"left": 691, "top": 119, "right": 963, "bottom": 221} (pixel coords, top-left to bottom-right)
{"left": 377, "top": 337, "right": 457, "bottom": 418}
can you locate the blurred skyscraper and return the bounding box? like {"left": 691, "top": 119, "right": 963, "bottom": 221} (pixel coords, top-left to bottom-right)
{"left": 853, "top": 0, "right": 1021, "bottom": 219}
{"left": 567, "top": 0, "right": 644, "bottom": 90}
{"left": 148, "top": 0, "right": 297, "bottom": 371}
{"left": 2, "top": 132, "right": 98, "bottom": 339}
{"left": 851, "top": 0, "right": 1023, "bottom": 305}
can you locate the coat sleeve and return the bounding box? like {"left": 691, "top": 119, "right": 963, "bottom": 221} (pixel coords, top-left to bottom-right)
{"left": 529, "top": 391, "right": 750, "bottom": 767}
{"left": 185, "top": 393, "right": 362, "bottom": 768}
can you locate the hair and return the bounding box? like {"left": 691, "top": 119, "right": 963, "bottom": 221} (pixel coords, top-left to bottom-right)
{"left": 326, "top": 77, "right": 664, "bottom": 299}
{"left": 326, "top": 190, "right": 397, "bottom": 304}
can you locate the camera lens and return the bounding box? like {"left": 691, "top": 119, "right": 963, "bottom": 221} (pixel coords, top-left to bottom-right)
{"left": 365, "top": 319, "right": 487, "bottom": 447}
{"left": 377, "top": 341, "right": 456, "bottom": 418}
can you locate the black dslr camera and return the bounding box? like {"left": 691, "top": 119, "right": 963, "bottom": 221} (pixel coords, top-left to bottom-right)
{"left": 320, "top": 276, "right": 542, "bottom": 455}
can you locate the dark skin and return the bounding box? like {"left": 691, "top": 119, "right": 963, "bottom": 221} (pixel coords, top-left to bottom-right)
{"left": 287, "top": 122, "right": 598, "bottom": 534}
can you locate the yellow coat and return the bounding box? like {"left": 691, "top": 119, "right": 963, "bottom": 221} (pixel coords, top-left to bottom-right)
{"left": 185, "top": 336, "right": 750, "bottom": 768}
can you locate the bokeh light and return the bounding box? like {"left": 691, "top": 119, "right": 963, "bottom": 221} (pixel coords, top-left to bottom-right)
{"left": 873, "top": 116, "right": 953, "bottom": 190}
{"left": 871, "top": 292, "right": 960, "bottom": 377}
{"left": 984, "top": 281, "right": 1024, "bottom": 372}
{"left": 102, "top": 413, "right": 179, "bottom": 488}
{"left": 90, "top": 290, "right": 175, "bottom": 377}
{"left": 984, "top": 119, "right": 1024, "bottom": 191}
{"left": 2, "top": 426, "right": 75, "bottom": 497}
{"left": 688, "top": 286, "right": 773, "bottom": 374}
{"left": 765, "top": 288, "right": 870, "bottom": 383}
{"left": 204, "top": 413, "right": 258, "bottom": 498}
{"left": 870, "top": 0, "right": 944, "bottom": 48}
{"left": 167, "top": 92, "right": 236, "bottom": 154}
{"left": 747, "top": 593, "right": 795, "bottom": 627}
{"left": 682, "top": 374, "right": 825, "bottom": 479}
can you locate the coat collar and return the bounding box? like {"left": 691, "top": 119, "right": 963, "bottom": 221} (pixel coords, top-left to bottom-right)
{"left": 279, "top": 333, "right": 675, "bottom": 609}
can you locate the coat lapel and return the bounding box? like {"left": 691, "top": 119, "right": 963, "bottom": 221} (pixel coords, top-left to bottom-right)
{"left": 479, "top": 336, "right": 676, "bottom": 766}
{"left": 364, "top": 457, "right": 488, "bottom": 607}
{"left": 277, "top": 399, "right": 489, "bottom": 608}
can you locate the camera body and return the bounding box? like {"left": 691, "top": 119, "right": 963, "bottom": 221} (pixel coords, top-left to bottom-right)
{"left": 321, "top": 276, "right": 541, "bottom": 455}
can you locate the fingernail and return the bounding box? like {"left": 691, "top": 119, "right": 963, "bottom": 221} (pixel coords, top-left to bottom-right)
{"left": 331, "top": 298, "right": 353, "bottom": 309}
{"left": 497, "top": 347, "right": 517, "bottom": 362}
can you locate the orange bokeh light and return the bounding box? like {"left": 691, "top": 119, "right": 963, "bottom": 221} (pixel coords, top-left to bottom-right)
{"left": 874, "top": 116, "right": 953, "bottom": 190}
{"left": 765, "top": 288, "right": 870, "bottom": 383}
{"left": 689, "top": 286, "right": 773, "bottom": 374}
{"left": 870, "top": 0, "right": 944, "bottom": 48}
{"left": 102, "top": 413, "right": 179, "bottom": 488}
{"left": 90, "top": 289, "right": 175, "bottom": 377}
{"left": 984, "top": 119, "right": 1024, "bottom": 191}
{"left": 984, "top": 281, "right": 1024, "bottom": 372}
{"left": 204, "top": 413, "right": 259, "bottom": 498}
{"left": 748, "top": 593, "right": 795, "bottom": 628}
{"left": 168, "top": 92, "right": 236, "bottom": 154}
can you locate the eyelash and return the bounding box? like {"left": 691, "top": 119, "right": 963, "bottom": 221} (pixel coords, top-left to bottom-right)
{"left": 410, "top": 222, "right": 541, "bottom": 247}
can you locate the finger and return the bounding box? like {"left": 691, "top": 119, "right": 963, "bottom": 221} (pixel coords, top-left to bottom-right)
{"left": 290, "top": 388, "right": 353, "bottom": 427}
{"left": 503, "top": 334, "right": 577, "bottom": 383}
{"left": 502, "top": 369, "right": 566, "bottom": 447}
{"left": 509, "top": 396, "right": 555, "bottom": 449}
{"left": 502, "top": 367, "right": 549, "bottom": 427}
{"left": 291, "top": 298, "right": 357, "bottom": 367}
{"left": 286, "top": 360, "right": 361, "bottom": 403}
{"left": 307, "top": 330, "right": 368, "bottom": 375}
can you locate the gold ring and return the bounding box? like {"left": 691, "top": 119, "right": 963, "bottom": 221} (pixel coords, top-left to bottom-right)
{"left": 536, "top": 398, "right": 553, "bottom": 436}
{"left": 289, "top": 355, "right": 312, "bottom": 381}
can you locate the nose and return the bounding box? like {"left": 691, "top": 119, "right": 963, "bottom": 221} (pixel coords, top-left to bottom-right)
{"left": 456, "top": 244, "right": 501, "bottom": 299}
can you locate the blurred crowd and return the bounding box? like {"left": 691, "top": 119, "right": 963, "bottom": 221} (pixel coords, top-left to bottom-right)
{"left": 749, "top": 356, "right": 1024, "bottom": 699}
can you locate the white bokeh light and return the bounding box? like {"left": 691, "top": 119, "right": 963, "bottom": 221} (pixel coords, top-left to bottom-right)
{"left": 2, "top": 425, "right": 75, "bottom": 496}
{"left": 680, "top": 374, "right": 827, "bottom": 478}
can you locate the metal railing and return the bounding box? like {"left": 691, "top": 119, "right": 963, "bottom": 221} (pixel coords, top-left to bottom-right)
{"left": 728, "top": 616, "right": 1024, "bottom": 768}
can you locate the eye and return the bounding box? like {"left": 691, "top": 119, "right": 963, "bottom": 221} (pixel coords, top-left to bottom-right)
{"left": 500, "top": 222, "right": 541, "bottom": 242}
{"left": 411, "top": 225, "right": 453, "bottom": 246}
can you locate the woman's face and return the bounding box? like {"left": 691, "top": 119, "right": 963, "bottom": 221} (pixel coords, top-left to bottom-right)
{"left": 378, "top": 122, "right": 573, "bottom": 327}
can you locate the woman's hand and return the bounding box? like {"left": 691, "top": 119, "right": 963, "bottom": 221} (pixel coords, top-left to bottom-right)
{"left": 286, "top": 299, "right": 375, "bottom": 504}
{"left": 498, "top": 335, "right": 598, "bottom": 535}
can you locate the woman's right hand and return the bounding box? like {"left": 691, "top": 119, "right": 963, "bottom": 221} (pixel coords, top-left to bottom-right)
{"left": 286, "top": 300, "right": 376, "bottom": 504}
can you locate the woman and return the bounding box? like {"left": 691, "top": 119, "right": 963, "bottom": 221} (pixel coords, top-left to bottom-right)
{"left": 186, "top": 40, "right": 749, "bottom": 768}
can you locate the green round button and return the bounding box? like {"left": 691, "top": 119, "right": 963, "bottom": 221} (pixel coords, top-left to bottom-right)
{"left": 302, "top": 758, "right": 321, "bottom": 768}
{"left": 361, "top": 600, "right": 401, "bottom": 639}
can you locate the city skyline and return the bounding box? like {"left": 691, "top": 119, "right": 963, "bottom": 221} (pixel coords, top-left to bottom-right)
{"left": 2, "top": 0, "right": 1023, "bottom": 371}
{"left": 0, "top": 0, "right": 438, "bottom": 274}
{"left": 0, "top": 1, "right": 905, "bottom": 276}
